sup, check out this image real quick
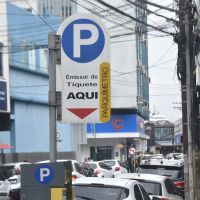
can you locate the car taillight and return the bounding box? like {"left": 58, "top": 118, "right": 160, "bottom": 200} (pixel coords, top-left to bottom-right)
{"left": 15, "top": 167, "right": 21, "bottom": 175}
{"left": 174, "top": 181, "right": 185, "bottom": 188}
{"left": 159, "top": 198, "right": 169, "bottom": 200}
{"left": 72, "top": 175, "right": 77, "bottom": 182}
{"left": 115, "top": 166, "right": 120, "bottom": 171}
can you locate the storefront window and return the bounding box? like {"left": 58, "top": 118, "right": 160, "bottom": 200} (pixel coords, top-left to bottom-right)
{"left": 90, "top": 146, "right": 112, "bottom": 161}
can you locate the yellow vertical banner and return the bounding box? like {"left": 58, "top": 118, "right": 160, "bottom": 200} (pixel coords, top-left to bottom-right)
{"left": 100, "top": 62, "right": 111, "bottom": 123}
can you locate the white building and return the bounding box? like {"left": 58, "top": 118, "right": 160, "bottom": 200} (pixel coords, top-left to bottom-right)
{"left": 76, "top": 0, "right": 150, "bottom": 162}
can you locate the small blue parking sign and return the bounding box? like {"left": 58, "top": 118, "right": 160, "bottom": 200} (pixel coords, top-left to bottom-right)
{"left": 35, "top": 165, "right": 54, "bottom": 185}
{"left": 62, "top": 18, "right": 105, "bottom": 63}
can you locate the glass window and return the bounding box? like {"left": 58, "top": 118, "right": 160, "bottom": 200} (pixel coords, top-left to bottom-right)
{"left": 165, "top": 179, "right": 178, "bottom": 195}
{"left": 74, "top": 163, "right": 84, "bottom": 175}
{"left": 136, "top": 180, "right": 162, "bottom": 196}
{"left": 138, "top": 165, "right": 183, "bottom": 180}
{"left": 134, "top": 185, "right": 143, "bottom": 200}
{"left": 139, "top": 185, "right": 151, "bottom": 200}
{"left": 103, "top": 161, "right": 115, "bottom": 167}
{"left": 74, "top": 185, "right": 129, "bottom": 200}
{"left": 99, "top": 162, "right": 112, "bottom": 170}
{"left": 87, "top": 163, "right": 97, "bottom": 170}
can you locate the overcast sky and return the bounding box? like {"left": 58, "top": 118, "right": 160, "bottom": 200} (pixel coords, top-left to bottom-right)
{"left": 148, "top": 0, "right": 182, "bottom": 122}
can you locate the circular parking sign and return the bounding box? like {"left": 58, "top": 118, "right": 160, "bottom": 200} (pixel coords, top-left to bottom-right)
{"left": 62, "top": 18, "right": 105, "bottom": 63}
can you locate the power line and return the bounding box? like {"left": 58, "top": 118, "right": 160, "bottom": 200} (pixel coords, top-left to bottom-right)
{"left": 23, "top": 0, "right": 56, "bottom": 32}
{"left": 125, "top": 0, "right": 180, "bottom": 25}
{"left": 140, "top": 0, "right": 180, "bottom": 13}
{"left": 95, "top": 0, "right": 175, "bottom": 36}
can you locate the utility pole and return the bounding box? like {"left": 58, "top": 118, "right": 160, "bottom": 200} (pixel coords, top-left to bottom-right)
{"left": 174, "top": 0, "right": 195, "bottom": 199}
{"left": 185, "top": 1, "right": 195, "bottom": 199}
{"left": 48, "top": 33, "right": 61, "bottom": 162}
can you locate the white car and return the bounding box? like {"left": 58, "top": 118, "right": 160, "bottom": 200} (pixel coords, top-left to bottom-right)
{"left": 102, "top": 160, "right": 128, "bottom": 177}
{"left": 116, "top": 173, "right": 183, "bottom": 200}
{"left": 73, "top": 177, "right": 155, "bottom": 200}
{"left": 1, "top": 162, "right": 31, "bottom": 200}
{"left": 86, "top": 161, "right": 114, "bottom": 178}
{"left": 36, "top": 160, "right": 85, "bottom": 181}
{"left": 0, "top": 169, "right": 12, "bottom": 200}
{"left": 166, "top": 153, "right": 184, "bottom": 160}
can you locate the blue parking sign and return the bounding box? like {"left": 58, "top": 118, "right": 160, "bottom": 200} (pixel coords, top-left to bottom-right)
{"left": 62, "top": 18, "right": 105, "bottom": 63}
{"left": 35, "top": 165, "right": 54, "bottom": 185}
{"left": 57, "top": 14, "right": 110, "bottom": 123}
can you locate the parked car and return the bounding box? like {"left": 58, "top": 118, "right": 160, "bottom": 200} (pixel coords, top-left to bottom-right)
{"left": 166, "top": 153, "right": 184, "bottom": 160}
{"left": 137, "top": 159, "right": 184, "bottom": 199}
{"left": 73, "top": 177, "right": 155, "bottom": 200}
{"left": 0, "top": 162, "right": 31, "bottom": 200}
{"left": 116, "top": 173, "right": 183, "bottom": 200}
{"left": 102, "top": 160, "right": 128, "bottom": 177}
{"left": 81, "top": 162, "right": 97, "bottom": 177}
{"left": 36, "top": 160, "right": 85, "bottom": 181}
{"left": 0, "top": 168, "right": 12, "bottom": 200}
{"left": 86, "top": 161, "right": 114, "bottom": 178}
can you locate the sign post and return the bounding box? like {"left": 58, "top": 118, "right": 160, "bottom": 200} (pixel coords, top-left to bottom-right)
{"left": 57, "top": 14, "right": 111, "bottom": 123}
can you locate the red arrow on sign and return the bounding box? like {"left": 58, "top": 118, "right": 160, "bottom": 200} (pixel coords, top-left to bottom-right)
{"left": 67, "top": 108, "right": 97, "bottom": 119}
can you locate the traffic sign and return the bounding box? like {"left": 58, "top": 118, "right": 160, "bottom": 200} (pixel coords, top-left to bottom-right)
{"left": 57, "top": 14, "right": 110, "bottom": 123}
{"left": 129, "top": 147, "right": 136, "bottom": 155}
{"left": 35, "top": 164, "right": 54, "bottom": 185}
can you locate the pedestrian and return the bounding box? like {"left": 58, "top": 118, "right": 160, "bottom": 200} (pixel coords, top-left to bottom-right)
{"left": 127, "top": 155, "right": 133, "bottom": 173}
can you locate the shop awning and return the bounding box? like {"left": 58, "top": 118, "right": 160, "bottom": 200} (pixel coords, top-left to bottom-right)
{"left": 0, "top": 143, "right": 13, "bottom": 149}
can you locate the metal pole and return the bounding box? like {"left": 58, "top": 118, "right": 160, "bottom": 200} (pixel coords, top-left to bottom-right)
{"left": 185, "top": 3, "right": 194, "bottom": 199}
{"left": 48, "top": 32, "right": 60, "bottom": 162}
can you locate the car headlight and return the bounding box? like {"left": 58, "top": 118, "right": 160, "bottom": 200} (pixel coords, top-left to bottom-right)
{"left": 9, "top": 179, "right": 17, "bottom": 184}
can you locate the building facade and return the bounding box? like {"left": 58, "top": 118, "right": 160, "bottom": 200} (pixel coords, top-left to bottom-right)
{"left": 83, "top": 114, "right": 148, "bottom": 162}
{"left": 0, "top": 2, "right": 77, "bottom": 162}
{"left": 77, "top": 0, "right": 150, "bottom": 161}
{"left": 9, "top": 0, "right": 77, "bottom": 20}
{"left": 145, "top": 115, "right": 175, "bottom": 155}
{"left": 0, "top": 0, "right": 150, "bottom": 163}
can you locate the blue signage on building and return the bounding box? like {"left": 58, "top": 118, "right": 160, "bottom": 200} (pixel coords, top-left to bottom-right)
{"left": 87, "top": 114, "right": 144, "bottom": 134}
{"left": 62, "top": 18, "right": 105, "bottom": 63}
{"left": 0, "top": 81, "right": 7, "bottom": 111}
{"left": 35, "top": 165, "right": 54, "bottom": 185}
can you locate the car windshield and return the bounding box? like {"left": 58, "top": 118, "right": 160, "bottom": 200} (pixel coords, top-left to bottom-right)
{"left": 137, "top": 165, "right": 183, "bottom": 180}
{"left": 87, "top": 164, "right": 97, "bottom": 169}
{"left": 136, "top": 180, "right": 162, "bottom": 196}
{"left": 74, "top": 185, "right": 129, "bottom": 200}
{"left": 103, "top": 161, "right": 115, "bottom": 167}
{"left": 98, "top": 162, "right": 112, "bottom": 170}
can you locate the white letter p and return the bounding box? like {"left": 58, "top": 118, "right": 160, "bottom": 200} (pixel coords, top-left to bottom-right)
{"left": 40, "top": 168, "right": 50, "bottom": 182}
{"left": 73, "top": 24, "right": 99, "bottom": 58}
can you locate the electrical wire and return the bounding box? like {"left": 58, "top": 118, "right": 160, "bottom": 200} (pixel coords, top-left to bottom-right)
{"left": 23, "top": 0, "right": 56, "bottom": 32}
{"left": 91, "top": 0, "right": 175, "bottom": 36}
